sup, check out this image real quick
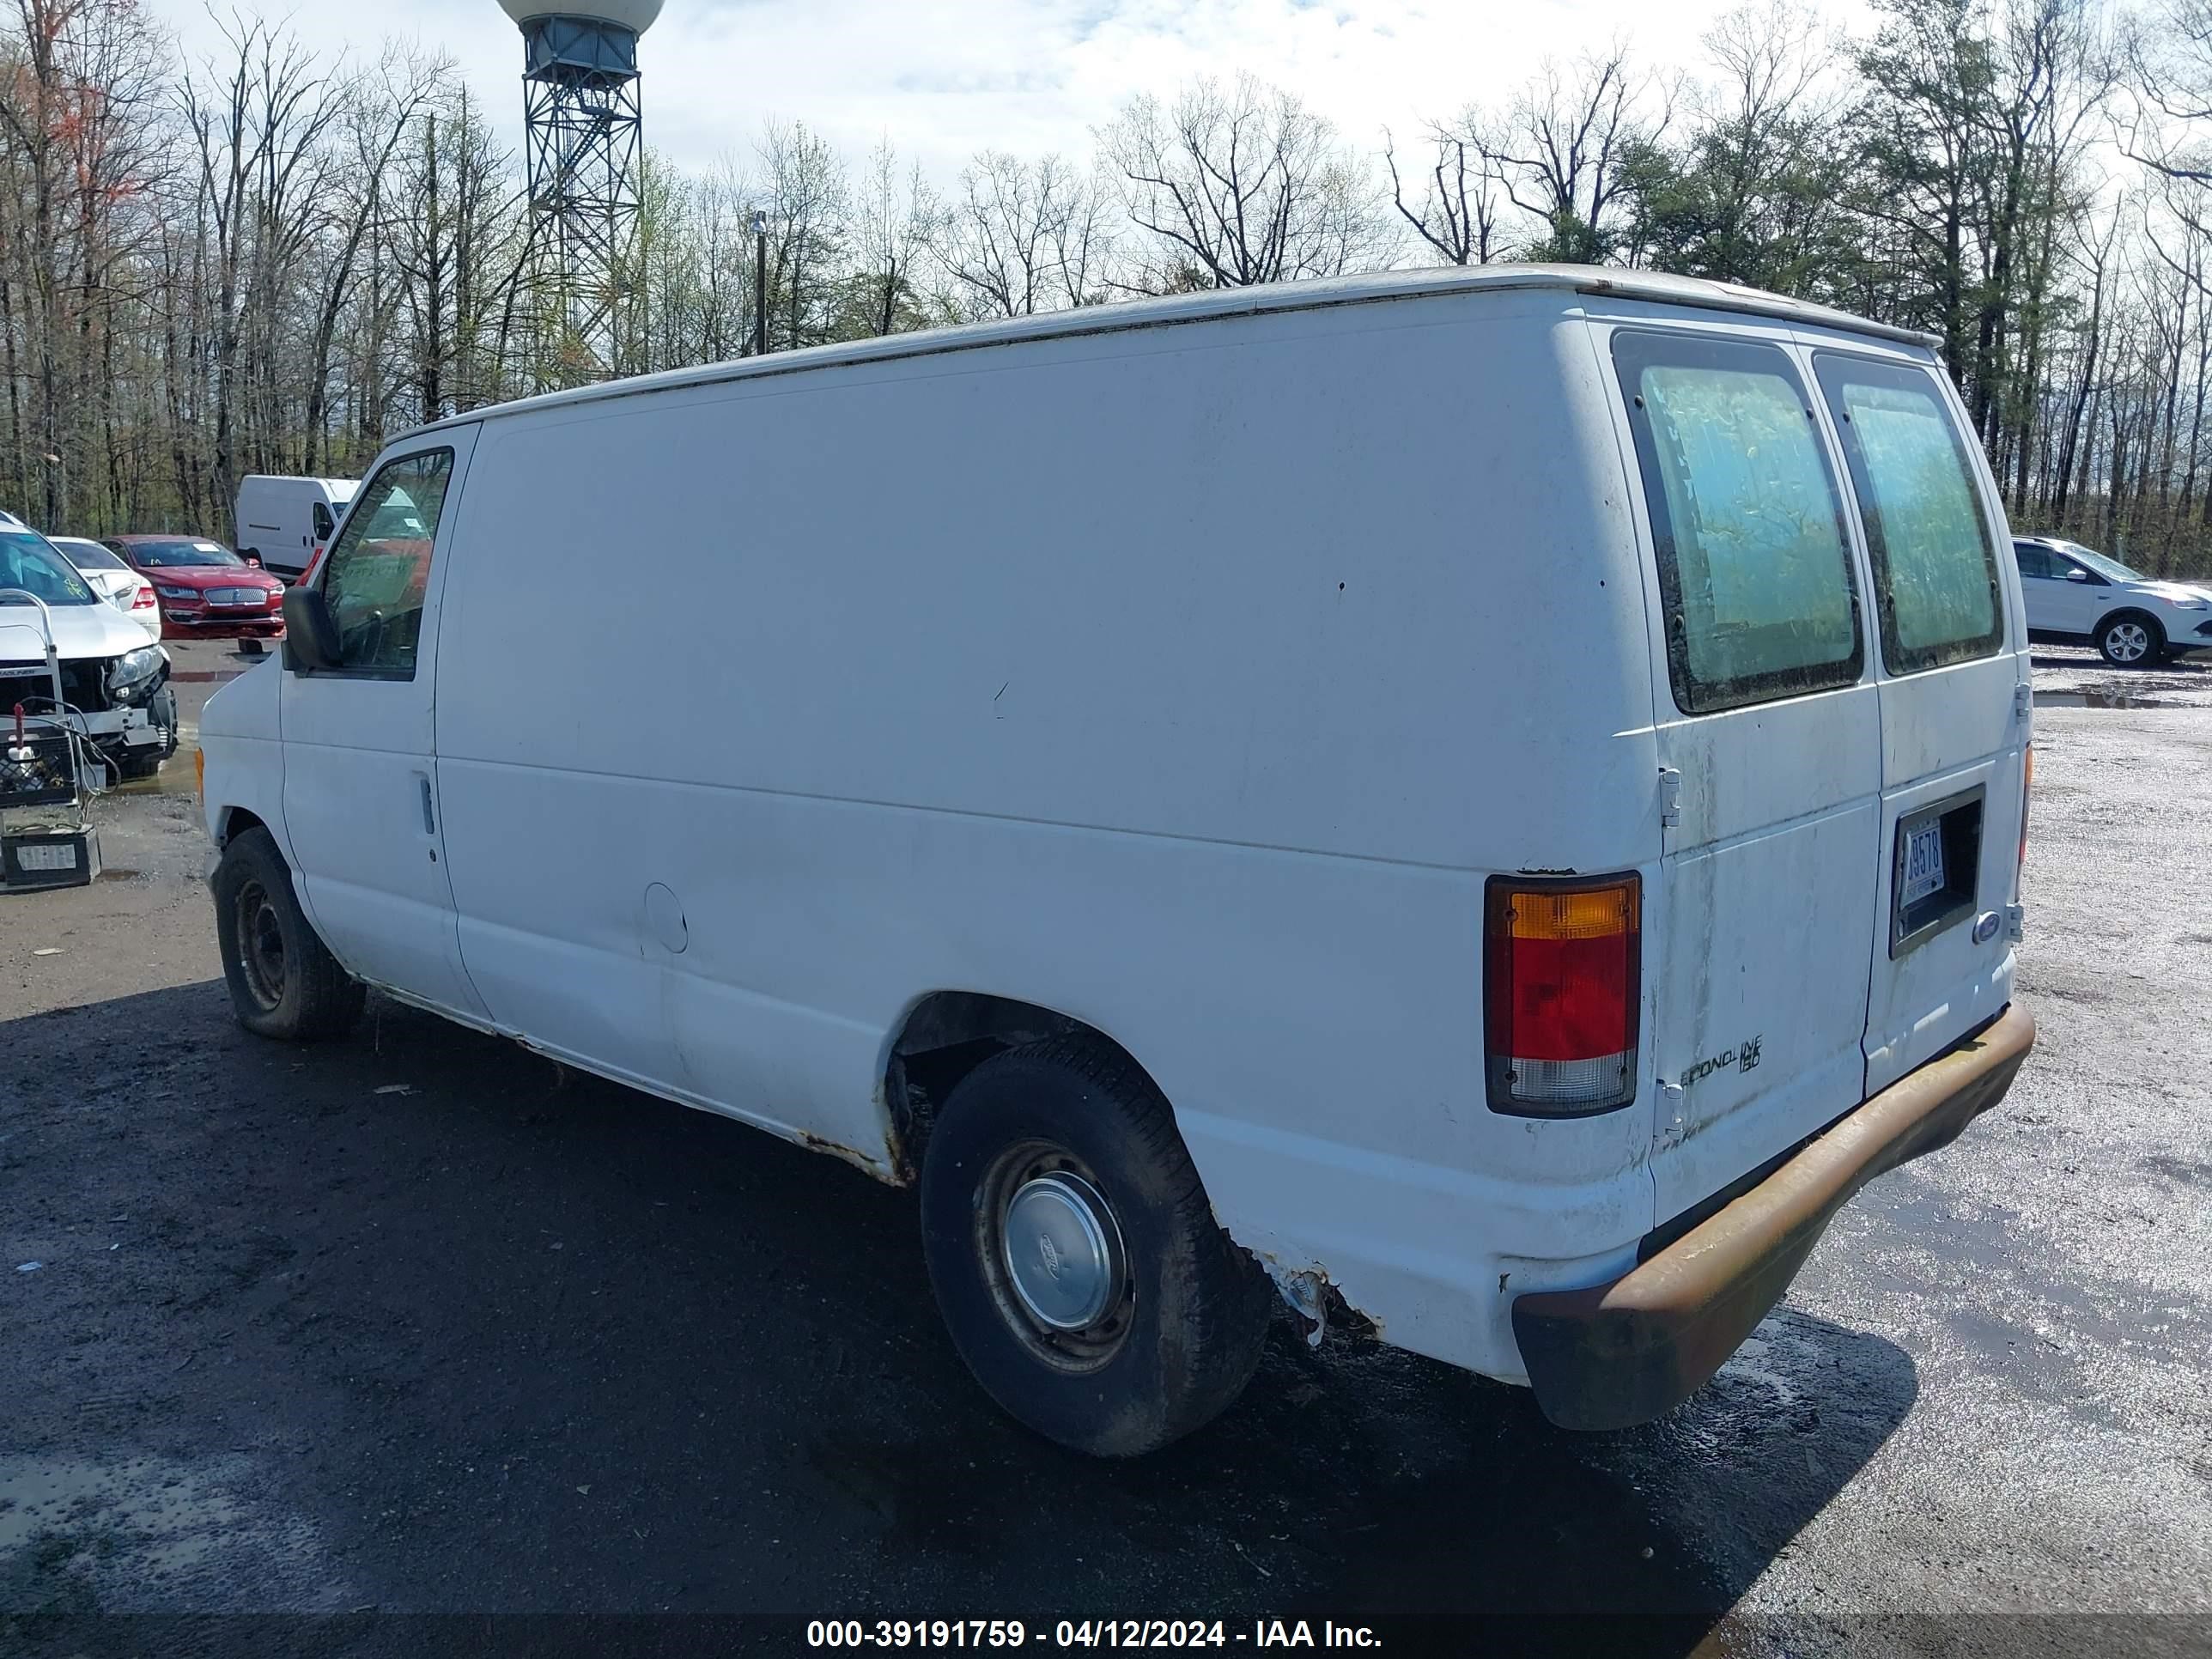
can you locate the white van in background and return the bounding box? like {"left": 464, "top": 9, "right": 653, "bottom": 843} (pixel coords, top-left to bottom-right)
{"left": 197, "top": 265, "right": 2036, "bottom": 1456}
{"left": 234, "top": 476, "right": 356, "bottom": 579}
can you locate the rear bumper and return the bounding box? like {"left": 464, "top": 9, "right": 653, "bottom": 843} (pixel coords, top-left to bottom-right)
{"left": 1512, "top": 1002, "right": 2035, "bottom": 1431}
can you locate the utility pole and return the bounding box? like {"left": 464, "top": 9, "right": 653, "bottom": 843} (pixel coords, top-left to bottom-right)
{"left": 752, "top": 210, "right": 768, "bottom": 356}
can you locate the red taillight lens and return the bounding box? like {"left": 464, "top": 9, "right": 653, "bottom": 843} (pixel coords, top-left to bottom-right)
{"left": 1486, "top": 875, "right": 1641, "bottom": 1115}
{"left": 131, "top": 584, "right": 155, "bottom": 609}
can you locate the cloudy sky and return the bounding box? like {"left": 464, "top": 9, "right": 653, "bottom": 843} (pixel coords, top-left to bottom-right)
{"left": 163, "top": 0, "right": 1878, "bottom": 185}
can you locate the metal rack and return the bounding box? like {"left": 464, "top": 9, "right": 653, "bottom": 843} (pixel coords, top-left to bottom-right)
{"left": 1, "top": 588, "right": 101, "bottom": 891}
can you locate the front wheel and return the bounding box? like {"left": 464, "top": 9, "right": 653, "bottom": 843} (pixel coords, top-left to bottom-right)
{"left": 919, "top": 1038, "right": 1273, "bottom": 1456}
{"left": 2098, "top": 613, "right": 2165, "bottom": 667}
{"left": 211, "top": 827, "right": 366, "bottom": 1040}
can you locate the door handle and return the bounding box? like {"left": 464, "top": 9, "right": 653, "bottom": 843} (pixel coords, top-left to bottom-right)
{"left": 418, "top": 775, "right": 436, "bottom": 836}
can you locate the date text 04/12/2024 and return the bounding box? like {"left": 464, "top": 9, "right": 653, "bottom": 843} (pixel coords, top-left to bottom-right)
{"left": 805, "top": 1620, "right": 1382, "bottom": 1649}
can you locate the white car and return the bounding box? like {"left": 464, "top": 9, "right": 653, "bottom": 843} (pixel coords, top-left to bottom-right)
{"left": 46, "top": 535, "right": 162, "bottom": 641}
{"left": 2012, "top": 535, "right": 2212, "bottom": 665}
{"left": 1, "top": 526, "right": 177, "bottom": 780}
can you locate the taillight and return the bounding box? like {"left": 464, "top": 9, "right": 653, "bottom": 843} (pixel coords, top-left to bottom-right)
{"left": 131, "top": 583, "right": 155, "bottom": 610}
{"left": 1486, "top": 874, "right": 1641, "bottom": 1115}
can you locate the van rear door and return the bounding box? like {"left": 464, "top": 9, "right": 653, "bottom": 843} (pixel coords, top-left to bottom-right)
{"left": 1610, "top": 329, "right": 1887, "bottom": 1222}
{"left": 1808, "top": 350, "right": 2026, "bottom": 1092}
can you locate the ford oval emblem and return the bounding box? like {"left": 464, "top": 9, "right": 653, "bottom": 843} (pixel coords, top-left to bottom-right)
{"left": 1972, "top": 911, "right": 2002, "bottom": 945}
{"left": 1038, "top": 1233, "right": 1062, "bottom": 1280}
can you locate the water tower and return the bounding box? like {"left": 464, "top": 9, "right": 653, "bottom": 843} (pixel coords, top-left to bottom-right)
{"left": 499, "top": 1, "right": 663, "bottom": 378}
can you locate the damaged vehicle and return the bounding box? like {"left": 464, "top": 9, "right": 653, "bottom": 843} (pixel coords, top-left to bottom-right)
{"left": 1, "top": 526, "right": 178, "bottom": 781}
{"left": 198, "top": 265, "right": 2033, "bottom": 1456}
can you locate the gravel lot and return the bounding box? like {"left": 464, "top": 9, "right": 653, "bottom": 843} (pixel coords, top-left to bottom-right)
{"left": 2, "top": 641, "right": 2208, "bottom": 1657}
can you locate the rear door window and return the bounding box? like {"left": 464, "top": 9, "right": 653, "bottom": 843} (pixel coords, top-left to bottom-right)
{"left": 1614, "top": 331, "right": 1864, "bottom": 714}
{"left": 1814, "top": 355, "right": 2003, "bottom": 674}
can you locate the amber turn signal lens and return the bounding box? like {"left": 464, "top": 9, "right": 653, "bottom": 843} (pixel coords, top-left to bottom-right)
{"left": 1500, "top": 882, "right": 1640, "bottom": 941}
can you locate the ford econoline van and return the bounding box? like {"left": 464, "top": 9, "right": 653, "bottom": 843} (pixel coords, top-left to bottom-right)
{"left": 198, "top": 265, "right": 2035, "bottom": 1456}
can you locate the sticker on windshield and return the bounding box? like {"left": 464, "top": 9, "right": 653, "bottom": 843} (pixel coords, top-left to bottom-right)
{"left": 194, "top": 542, "right": 223, "bottom": 553}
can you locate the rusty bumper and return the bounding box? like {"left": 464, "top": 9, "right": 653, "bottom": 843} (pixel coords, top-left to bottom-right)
{"left": 1513, "top": 1002, "right": 2036, "bottom": 1431}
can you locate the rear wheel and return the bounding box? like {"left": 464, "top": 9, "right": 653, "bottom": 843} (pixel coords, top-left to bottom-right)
{"left": 919, "top": 1037, "right": 1273, "bottom": 1457}
{"left": 211, "top": 827, "right": 365, "bottom": 1041}
{"left": 2098, "top": 612, "right": 2164, "bottom": 667}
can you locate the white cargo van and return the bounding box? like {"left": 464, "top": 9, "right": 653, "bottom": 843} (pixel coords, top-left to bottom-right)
{"left": 197, "top": 265, "right": 2035, "bottom": 1455}
{"left": 234, "top": 476, "right": 356, "bottom": 579}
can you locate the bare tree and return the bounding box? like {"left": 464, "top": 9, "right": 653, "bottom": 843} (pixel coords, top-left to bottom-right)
{"left": 301, "top": 46, "right": 447, "bottom": 471}
{"left": 846, "top": 137, "right": 943, "bottom": 337}
{"left": 2126, "top": 0, "right": 2212, "bottom": 183}
{"left": 1386, "top": 119, "right": 1506, "bottom": 265}
{"left": 1481, "top": 45, "right": 1671, "bottom": 262}
{"left": 179, "top": 12, "right": 346, "bottom": 513}
{"left": 1098, "top": 74, "right": 1397, "bottom": 291}
{"left": 755, "top": 118, "right": 848, "bottom": 351}
{"left": 942, "top": 150, "right": 1117, "bottom": 317}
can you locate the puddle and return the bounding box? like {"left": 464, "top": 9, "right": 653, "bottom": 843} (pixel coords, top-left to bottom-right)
{"left": 2034, "top": 688, "right": 2173, "bottom": 709}
{"left": 0, "top": 1451, "right": 348, "bottom": 1612}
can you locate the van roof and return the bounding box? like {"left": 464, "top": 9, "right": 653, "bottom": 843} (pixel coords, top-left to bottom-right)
{"left": 409, "top": 262, "right": 1942, "bottom": 440}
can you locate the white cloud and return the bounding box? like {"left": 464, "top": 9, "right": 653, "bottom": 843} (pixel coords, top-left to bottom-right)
{"left": 160, "top": 0, "right": 1877, "bottom": 187}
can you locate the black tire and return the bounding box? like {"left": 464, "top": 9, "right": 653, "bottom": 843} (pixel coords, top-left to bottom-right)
{"left": 211, "top": 826, "right": 366, "bottom": 1041}
{"left": 2097, "top": 611, "right": 2165, "bottom": 667}
{"left": 919, "top": 1036, "right": 1273, "bottom": 1457}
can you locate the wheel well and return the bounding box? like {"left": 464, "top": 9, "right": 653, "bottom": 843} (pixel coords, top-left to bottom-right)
{"left": 2100, "top": 606, "right": 2165, "bottom": 641}
{"left": 216, "top": 806, "right": 268, "bottom": 848}
{"left": 884, "top": 994, "right": 1148, "bottom": 1181}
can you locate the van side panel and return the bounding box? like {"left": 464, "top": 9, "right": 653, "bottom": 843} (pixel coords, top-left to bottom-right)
{"left": 431, "top": 293, "right": 1662, "bottom": 1380}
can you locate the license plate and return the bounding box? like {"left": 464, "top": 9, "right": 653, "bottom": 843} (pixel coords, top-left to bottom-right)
{"left": 1900, "top": 820, "right": 1946, "bottom": 906}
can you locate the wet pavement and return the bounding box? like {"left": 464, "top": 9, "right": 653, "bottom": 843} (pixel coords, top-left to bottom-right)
{"left": 2, "top": 643, "right": 2208, "bottom": 1656}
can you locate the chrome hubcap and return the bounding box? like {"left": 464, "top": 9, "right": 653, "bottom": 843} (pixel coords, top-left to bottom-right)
{"left": 2110, "top": 623, "right": 2148, "bottom": 661}
{"left": 1003, "top": 1173, "right": 1121, "bottom": 1331}
{"left": 976, "top": 1143, "right": 1135, "bottom": 1370}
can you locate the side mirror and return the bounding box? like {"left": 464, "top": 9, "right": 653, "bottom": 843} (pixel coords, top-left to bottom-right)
{"left": 282, "top": 586, "right": 342, "bottom": 672}
{"left": 2064, "top": 568, "right": 2092, "bottom": 583}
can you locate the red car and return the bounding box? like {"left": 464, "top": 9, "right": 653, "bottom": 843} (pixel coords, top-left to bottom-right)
{"left": 105, "top": 535, "right": 286, "bottom": 641}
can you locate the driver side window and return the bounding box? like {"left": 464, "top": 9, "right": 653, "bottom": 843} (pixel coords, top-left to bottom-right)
{"left": 316, "top": 450, "right": 453, "bottom": 678}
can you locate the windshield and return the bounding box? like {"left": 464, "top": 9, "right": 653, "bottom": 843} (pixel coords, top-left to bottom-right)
{"left": 0, "top": 531, "right": 98, "bottom": 605}
{"left": 128, "top": 538, "right": 245, "bottom": 568}
{"left": 53, "top": 538, "right": 129, "bottom": 572}
{"left": 2059, "top": 543, "right": 2145, "bottom": 584}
